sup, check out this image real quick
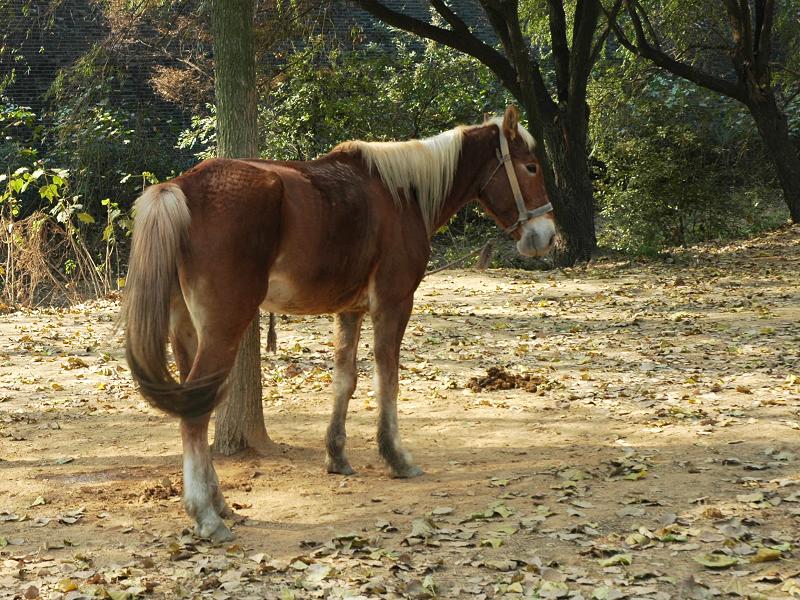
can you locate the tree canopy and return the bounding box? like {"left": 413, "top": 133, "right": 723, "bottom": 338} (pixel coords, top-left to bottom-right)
{"left": 0, "top": 0, "right": 797, "bottom": 302}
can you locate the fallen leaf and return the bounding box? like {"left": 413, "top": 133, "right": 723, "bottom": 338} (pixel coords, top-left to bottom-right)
{"left": 694, "top": 553, "right": 738, "bottom": 569}
{"left": 750, "top": 547, "right": 782, "bottom": 563}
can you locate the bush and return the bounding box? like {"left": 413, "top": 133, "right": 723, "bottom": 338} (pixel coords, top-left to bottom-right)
{"left": 0, "top": 97, "right": 133, "bottom": 304}
{"left": 590, "top": 63, "right": 788, "bottom": 254}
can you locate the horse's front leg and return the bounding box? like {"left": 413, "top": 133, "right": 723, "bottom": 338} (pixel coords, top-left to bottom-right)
{"left": 372, "top": 298, "right": 423, "bottom": 478}
{"left": 180, "top": 415, "right": 233, "bottom": 542}
{"left": 326, "top": 311, "right": 365, "bottom": 475}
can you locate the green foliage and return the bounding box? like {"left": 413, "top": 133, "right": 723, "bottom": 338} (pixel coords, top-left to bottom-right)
{"left": 0, "top": 101, "right": 40, "bottom": 170}
{"left": 589, "top": 61, "right": 788, "bottom": 254}
{"left": 0, "top": 97, "right": 136, "bottom": 302}
{"left": 5, "top": 0, "right": 797, "bottom": 290}
{"left": 46, "top": 100, "right": 185, "bottom": 222}
{"left": 179, "top": 34, "right": 509, "bottom": 161}
{"left": 264, "top": 35, "right": 507, "bottom": 158}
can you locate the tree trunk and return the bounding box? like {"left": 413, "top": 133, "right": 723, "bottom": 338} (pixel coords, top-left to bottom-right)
{"left": 210, "top": 0, "right": 273, "bottom": 455}
{"left": 747, "top": 95, "right": 800, "bottom": 223}
{"left": 476, "top": 240, "right": 495, "bottom": 269}
{"left": 533, "top": 107, "right": 596, "bottom": 266}
{"left": 212, "top": 319, "right": 273, "bottom": 454}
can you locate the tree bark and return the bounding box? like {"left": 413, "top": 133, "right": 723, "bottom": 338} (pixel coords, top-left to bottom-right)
{"left": 210, "top": 0, "right": 273, "bottom": 455}
{"left": 543, "top": 115, "right": 597, "bottom": 264}
{"left": 747, "top": 96, "right": 800, "bottom": 222}
{"left": 212, "top": 318, "right": 273, "bottom": 454}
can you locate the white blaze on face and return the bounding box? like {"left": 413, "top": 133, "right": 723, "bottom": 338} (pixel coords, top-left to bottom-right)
{"left": 516, "top": 217, "right": 556, "bottom": 257}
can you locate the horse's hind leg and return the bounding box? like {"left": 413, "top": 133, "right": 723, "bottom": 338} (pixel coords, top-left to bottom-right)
{"left": 180, "top": 412, "right": 233, "bottom": 541}
{"left": 169, "top": 292, "right": 198, "bottom": 383}
{"left": 372, "top": 298, "right": 423, "bottom": 478}
{"left": 176, "top": 307, "right": 263, "bottom": 540}
{"left": 170, "top": 295, "right": 233, "bottom": 531}
{"left": 326, "top": 311, "right": 365, "bottom": 475}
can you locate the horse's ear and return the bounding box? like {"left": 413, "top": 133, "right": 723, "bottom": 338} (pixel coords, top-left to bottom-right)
{"left": 483, "top": 112, "right": 490, "bottom": 124}
{"left": 502, "top": 106, "right": 519, "bottom": 140}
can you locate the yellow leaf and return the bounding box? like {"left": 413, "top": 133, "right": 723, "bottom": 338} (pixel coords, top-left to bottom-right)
{"left": 693, "top": 553, "right": 738, "bottom": 569}
{"left": 751, "top": 547, "right": 781, "bottom": 563}
{"left": 599, "top": 553, "right": 632, "bottom": 567}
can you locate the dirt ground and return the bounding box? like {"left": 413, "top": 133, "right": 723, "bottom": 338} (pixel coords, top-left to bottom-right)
{"left": 1, "top": 226, "right": 799, "bottom": 600}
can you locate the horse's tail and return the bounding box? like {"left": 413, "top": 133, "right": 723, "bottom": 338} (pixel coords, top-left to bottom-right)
{"left": 122, "top": 183, "right": 225, "bottom": 418}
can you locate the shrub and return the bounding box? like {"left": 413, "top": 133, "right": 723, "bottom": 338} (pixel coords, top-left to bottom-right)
{"left": 590, "top": 63, "right": 788, "bottom": 254}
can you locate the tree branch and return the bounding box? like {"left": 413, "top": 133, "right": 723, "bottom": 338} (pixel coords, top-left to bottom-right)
{"left": 546, "top": 0, "right": 570, "bottom": 103}
{"left": 478, "top": 0, "right": 513, "bottom": 58}
{"left": 589, "top": 0, "right": 622, "bottom": 67}
{"left": 754, "top": 0, "right": 775, "bottom": 76}
{"left": 569, "top": 0, "right": 601, "bottom": 95}
{"left": 429, "top": 0, "right": 470, "bottom": 34}
{"left": 630, "top": 0, "right": 660, "bottom": 48}
{"left": 738, "top": 0, "right": 754, "bottom": 60}
{"left": 501, "top": 1, "right": 557, "bottom": 123}
{"left": 722, "top": 0, "right": 750, "bottom": 62}
{"left": 621, "top": 1, "right": 748, "bottom": 102}
{"left": 354, "top": 0, "right": 522, "bottom": 100}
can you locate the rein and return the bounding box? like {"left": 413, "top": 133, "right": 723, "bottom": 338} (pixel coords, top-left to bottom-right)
{"left": 479, "top": 127, "right": 553, "bottom": 234}
{"left": 424, "top": 235, "right": 503, "bottom": 277}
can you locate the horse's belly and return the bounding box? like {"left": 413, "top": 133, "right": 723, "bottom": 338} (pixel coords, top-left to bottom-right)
{"left": 261, "top": 273, "right": 367, "bottom": 315}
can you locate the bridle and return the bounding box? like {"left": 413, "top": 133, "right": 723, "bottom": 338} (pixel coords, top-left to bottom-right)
{"left": 478, "top": 126, "right": 553, "bottom": 234}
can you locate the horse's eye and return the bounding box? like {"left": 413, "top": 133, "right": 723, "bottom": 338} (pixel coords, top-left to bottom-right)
{"left": 526, "top": 163, "right": 538, "bottom": 174}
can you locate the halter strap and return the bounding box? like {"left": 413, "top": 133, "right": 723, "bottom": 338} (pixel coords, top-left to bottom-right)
{"left": 479, "top": 126, "right": 553, "bottom": 234}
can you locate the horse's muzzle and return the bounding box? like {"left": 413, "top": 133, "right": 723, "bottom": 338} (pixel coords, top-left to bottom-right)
{"left": 516, "top": 217, "right": 556, "bottom": 257}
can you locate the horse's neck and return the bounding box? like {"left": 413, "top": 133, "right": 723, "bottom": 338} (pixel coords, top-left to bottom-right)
{"left": 429, "top": 126, "right": 496, "bottom": 235}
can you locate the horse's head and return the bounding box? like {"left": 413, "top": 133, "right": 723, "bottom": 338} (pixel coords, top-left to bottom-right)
{"left": 477, "top": 107, "right": 555, "bottom": 257}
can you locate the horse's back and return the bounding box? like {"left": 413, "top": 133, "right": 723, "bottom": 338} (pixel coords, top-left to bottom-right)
{"left": 246, "top": 158, "right": 383, "bottom": 314}
{"left": 171, "top": 158, "right": 284, "bottom": 307}
{"left": 171, "top": 155, "right": 426, "bottom": 315}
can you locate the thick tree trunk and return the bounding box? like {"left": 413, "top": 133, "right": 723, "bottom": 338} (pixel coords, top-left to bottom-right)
{"left": 747, "top": 96, "right": 800, "bottom": 223}
{"left": 210, "top": 0, "right": 273, "bottom": 455}
{"left": 212, "top": 319, "right": 273, "bottom": 454}
{"left": 533, "top": 107, "right": 596, "bottom": 266}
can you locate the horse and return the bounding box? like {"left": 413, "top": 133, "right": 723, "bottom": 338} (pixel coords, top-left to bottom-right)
{"left": 122, "top": 106, "right": 555, "bottom": 541}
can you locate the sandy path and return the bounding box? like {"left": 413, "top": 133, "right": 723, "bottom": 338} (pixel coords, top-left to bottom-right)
{"left": 1, "top": 226, "right": 799, "bottom": 599}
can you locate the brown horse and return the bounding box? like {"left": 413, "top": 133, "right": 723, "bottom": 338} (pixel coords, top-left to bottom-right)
{"left": 122, "top": 106, "right": 554, "bottom": 541}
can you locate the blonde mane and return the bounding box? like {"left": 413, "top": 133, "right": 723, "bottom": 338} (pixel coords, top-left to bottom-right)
{"left": 334, "top": 117, "right": 535, "bottom": 234}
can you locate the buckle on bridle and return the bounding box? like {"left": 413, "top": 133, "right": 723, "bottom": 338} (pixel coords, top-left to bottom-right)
{"left": 527, "top": 202, "right": 553, "bottom": 220}
{"left": 504, "top": 202, "right": 554, "bottom": 233}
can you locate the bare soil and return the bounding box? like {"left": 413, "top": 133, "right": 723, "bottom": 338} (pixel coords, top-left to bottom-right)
{"left": 1, "top": 226, "right": 799, "bottom": 600}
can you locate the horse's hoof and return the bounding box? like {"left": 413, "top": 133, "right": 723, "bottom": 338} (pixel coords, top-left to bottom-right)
{"left": 392, "top": 464, "right": 424, "bottom": 478}
{"left": 197, "top": 520, "right": 234, "bottom": 543}
{"left": 326, "top": 459, "right": 355, "bottom": 476}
